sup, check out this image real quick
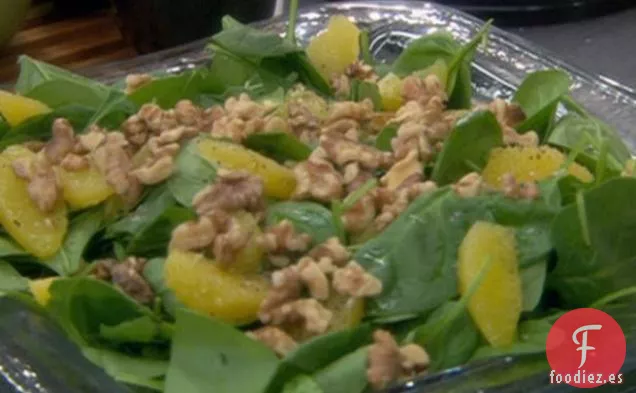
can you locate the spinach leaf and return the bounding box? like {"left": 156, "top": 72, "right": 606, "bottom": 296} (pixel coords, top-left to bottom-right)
{"left": 0, "top": 260, "right": 29, "bottom": 293}
{"left": 0, "top": 236, "right": 27, "bottom": 258}
{"left": 282, "top": 375, "right": 324, "bottom": 393}
{"left": 0, "top": 105, "right": 95, "bottom": 149}
{"left": 16, "top": 56, "right": 114, "bottom": 109}
{"left": 47, "top": 277, "right": 153, "bottom": 345}
{"left": 127, "top": 206, "right": 195, "bottom": 257}
{"left": 164, "top": 309, "right": 279, "bottom": 393}
{"left": 87, "top": 89, "right": 137, "bottom": 130}
{"left": 82, "top": 346, "right": 168, "bottom": 391}
{"left": 313, "top": 347, "right": 368, "bottom": 393}
{"left": 211, "top": 24, "right": 300, "bottom": 60}
{"left": 167, "top": 139, "right": 217, "bottom": 207}
{"left": 375, "top": 124, "right": 398, "bottom": 151}
{"left": 549, "top": 178, "right": 636, "bottom": 307}
{"left": 0, "top": 114, "right": 10, "bottom": 140}
{"left": 108, "top": 187, "right": 174, "bottom": 237}
{"left": 431, "top": 110, "right": 502, "bottom": 185}
{"left": 391, "top": 32, "right": 458, "bottom": 78}
{"left": 512, "top": 70, "right": 571, "bottom": 138}
{"left": 349, "top": 80, "right": 382, "bottom": 110}
{"left": 520, "top": 260, "right": 547, "bottom": 311}
{"left": 128, "top": 69, "right": 219, "bottom": 109}
{"left": 411, "top": 301, "right": 481, "bottom": 371}
{"left": 99, "top": 316, "right": 173, "bottom": 344}
{"left": 45, "top": 208, "right": 104, "bottom": 276}
{"left": 243, "top": 132, "right": 312, "bottom": 163}
{"left": 266, "top": 202, "right": 339, "bottom": 246}
{"left": 355, "top": 189, "right": 556, "bottom": 318}
{"left": 472, "top": 316, "right": 554, "bottom": 360}
{"left": 548, "top": 113, "right": 630, "bottom": 175}
{"left": 143, "top": 258, "right": 183, "bottom": 318}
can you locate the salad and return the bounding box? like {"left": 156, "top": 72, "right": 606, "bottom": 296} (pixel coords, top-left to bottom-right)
{"left": 0, "top": 2, "right": 635, "bottom": 392}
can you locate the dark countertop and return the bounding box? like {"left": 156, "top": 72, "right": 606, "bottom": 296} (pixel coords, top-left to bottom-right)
{"left": 298, "top": 0, "right": 636, "bottom": 89}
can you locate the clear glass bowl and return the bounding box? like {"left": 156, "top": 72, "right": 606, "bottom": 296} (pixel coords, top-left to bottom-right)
{"left": 1, "top": 2, "right": 635, "bottom": 393}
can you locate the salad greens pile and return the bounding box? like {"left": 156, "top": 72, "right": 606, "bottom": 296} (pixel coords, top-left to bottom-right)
{"left": 0, "top": 2, "right": 635, "bottom": 393}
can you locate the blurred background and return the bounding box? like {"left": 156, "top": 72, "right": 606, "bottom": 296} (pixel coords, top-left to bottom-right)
{"left": 0, "top": 0, "right": 635, "bottom": 86}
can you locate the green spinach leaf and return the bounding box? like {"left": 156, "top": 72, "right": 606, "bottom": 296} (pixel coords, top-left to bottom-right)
{"left": 99, "top": 316, "right": 173, "bottom": 344}
{"left": 243, "top": 132, "right": 312, "bottom": 163}
{"left": 375, "top": 124, "right": 398, "bottom": 151}
{"left": 87, "top": 89, "right": 137, "bottom": 130}
{"left": 45, "top": 208, "right": 104, "bottom": 276}
{"left": 548, "top": 113, "right": 630, "bottom": 175}
{"left": 127, "top": 206, "right": 195, "bottom": 257}
{"left": 313, "top": 347, "right": 368, "bottom": 393}
{"left": 128, "top": 69, "right": 220, "bottom": 109}
{"left": 431, "top": 110, "right": 502, "bottom": 185}
{"left": 164, "top": 309, "right": 279, "bottom": 393}
{"left": 520, "top": 260, "right": 547, "bottom": 311}
{"left": 82, "top": 346, "right": 168, "bottom": 391}
{"left": 143, "top": 257, "right": 183, "bottom": 318}
{"left": 0, "top": 105, "right": 95, "bottom": 149}
{"left": 0, "top": 236, "right": 27, "bottom": 258}
{"left": 16, "top": 56, "right": 114, "bottom": 109}
{"left": 108, "top": 187, "right": 174, "bottom": 237}
{"left": 411, "top": 301, "right": 481, "bottom": 371}
{"left": 47, "top": 277, "right": 153, "bottom": 345}
{"left": 355, "top": 188, "right": 557, "bottom": 318}
{"left": 282, "top": 375, "right": 324, "bottom": 393}
{"left": 549, "top": 178, "right": 636, "bottom": 307}
{"left": 512, "top": 70, "right": 571, "bottom": 138}
{"left": 266, "top": 201, "right": 339, "bottom": 246}
{"left": 0, "top": 260, "right": 29, "bottom": 293}
{"left": 472, "top": 316, "right": 554, "bottom": 360}
{"left": 349, "top": 80, "right": 382, "bottom": 110}
{"left": 167, "top": 139, "right": 217, "bottom": 207}
{"left": 391, "top": 32, "right": 458, "bottom": 78}
{"left": 211, "top": 25, "right": 300, "bottom": 60}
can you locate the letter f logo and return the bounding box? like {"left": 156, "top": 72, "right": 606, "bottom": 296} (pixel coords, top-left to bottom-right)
{"left": 572, "top": 325, "right": 602, "bottom": 368}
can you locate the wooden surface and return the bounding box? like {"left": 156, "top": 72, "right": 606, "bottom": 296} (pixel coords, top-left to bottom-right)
{"left": 0, "top": 2, "right": 138, "bottom": 84}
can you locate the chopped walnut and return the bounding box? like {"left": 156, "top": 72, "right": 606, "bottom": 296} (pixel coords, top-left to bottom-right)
{"left": 331, "top": 73, "right": 351, "bottom": 98}
{"left": 391, "top": 122, "right": 434, "bottom": 162}
{"left": 169, "top": 215, "right": 218, "bottom": 251}
{"left": 487, "top": 99, "right": 526, "bottom": 128}
{"left": 345, "top": 60, "right": 379, "bottom": 82}
{"left": 158, "top": 126, "right": 198, "bottom": 144}
{"left": 381, "top": 150, "right": 423, "bottom": 191}
{"left": 297, "top": 257, "right": 330, "bottom": 300}
{"left": 147, "top": 138, "right": 181, "bottom": 159}
{"left": 174, "top": 100, "right": 203, "bottom": 127}
{"left": 92, "top": 133, "right": 136, "bottom": 197}
{"left": 257, "top": 220, "right": 312, "bottom": 267}
{"left": 121, "top": 114, "right": 149, "bottom": 146}
{"left": 91, "top": 259, "right": 114, "bottom": 281}
{"left": 264, "top": 115, "right": 288, "bottom": 133}
{"left": 27, "top": 154, "right": 60, "bottom": 212}
{"left": 367, "top": 330, "right": 402, "bottom": 390}
{"left": 374, "top": 181, "right": 437, "bottom": 231}
{"left": 259, "top": 266, "right": 303, "bottom": 323}
{"left": 326, "top": 99, "right": 374, "bottom": 124}
{"left": 320, "top": 133, "right": 392, "bottom": 170}
{"left": 131, "top": 155, "right": 175, "bottom": 185}
{"left": 109, "top": 257, "right": 154, "bottom": 305}
{"left": 210, "top": 94, "right": 270, "bottom": 142}
{"left": 332, "top": 261, "right": 382, "bottom": 298}
{"left": 308, "top": 237, "right": 350, "bottom": 267}
{"left": 125, "top": 73, "right": 153, "bottom": 95}
{"left": 11, "top": 157, "right": 32, "bottom": 179}
{"left": 288, "top": 102, "right": 321, "bottom": 144}
{"left": 500, "top": 173, "right": 540, "bottom": 200}
{"left": 77, "top": 128, "right": 106, "bottom": 152}
{"left": 321, "top": 118, "right": 359, "bottom": 136}
{"left": 44, "top": 118, "right": 76, "bottom": 164}
{"left": 452, "top": 172, "right": 483, "bottom": 198}
{"left": 392, "top": 100, "right": 449, "bottom": 142}
{"left": 504, "top": 128, "right": 539, "bottom": 147}
{"left": 399, "top": 344, "right": 430, "bottom": 375}
{"left": 247, "top": 326, "right": 298, "bottom": 357}
{"left": 402, "top": 74, "right": 447, "bottom": 108}
{"left": 342, "top": 194, "right": 377, "bottom": 235}
{"left": 60, "top": 153, "right": 90, "bottom": 171}
{"left": 23, "top": 141, "right": 45, "bottom": 153}
{"left": 267, "top": 298, "right": 333, "bottom": 335}
{"left": 193, "top": 169, "right": 264, "bottom": 216}
{"left": 343, "top": 162, "right": 375, "bottom": 193}
{"left": 212, "top": 214, "right": 252, "bottom": 265}
{"left": 292, "top": 156, "right": 344, "bottom": 202}
{"left": 138, "top": 103, "right": 178, "bottom": 134}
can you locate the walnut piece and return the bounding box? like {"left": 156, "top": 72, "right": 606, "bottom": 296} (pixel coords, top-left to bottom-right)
{"left": 247, "top": 326, "right": 298, "bottom": 357}
{"left": 267, "top": 298, "right": 333, "bottom": 335}
{"left": 108, "top": 257, "right": 155, "bottom": 305}
{"left": 131, "top": 155, "right": 175, "bottom": 185}
{"left": 307, "top": 237, "right": 350, "bottom": 267}
{"left": 326, "top": 99, "right": 374, "bottom": 124}
{"left": 212, "top": 214, "right": 252, "bottom": 265}
{"left": 60, "top": 153, "right": 90, "bottom": 171}
{"left": 92, "top": 133, "right": 136, "bottom": 197}
{"left": 292, "top": 156, "right": 344, "bottom": 202}
{"left": 288, "top": 102, "right": 321, "bottom": 144}
{"left": 345, "top": 60, "right": 378, "bottom": 82}
{"left": 297, "top": 257, "right": 330, "bottom": 300}
{"left": 402, "top": 74, "right": 447, "bottom": 107}
{"left": 381, "top": 150, "right": 423, "bottom": 191}
{"left": 174, "top": 100, "right": 203, "bottom": 127}
{"left": 169, "top": 215, "right": 218, "bottom": 251}
{"left": 374, "top": 181, "right": 437, "bottom": 231}
{"left": 27, "top": 154, "right": 60, "bottom": 212}
{"left": 391, "top": 122, "right": 434, "bottom": 162}
{"left": 125, "top": 73, "right": 153, "bottom": 94}
{"left": 257, "top": 220, "right": 312, "bottom": 267}
{"left": 500, "top": 173, "right": 540, "bottom": 200}
{"left": 193, "top": 169, "right": 264, "bottom": 216}
{"left": 342, "top": 194, "right": 376, "bottom": 235}
{"left": 44, "top": 118, "right": 76, "bottom": 164}
{"left": 399, "top": 344, "right": 430, "bottom": 375}
{"left": 320, "top": 133, "right": 392, "bottom": 170}
{"left": 78, "top": 127, "right": 106, "bottom": 152}
{"left": 259, "top": 266, "right": 303, "bottom": 323}
{"left": 452, "top": 172, "right": 483, "bottom": 198}
{"left": 367, "top": 330, "right": 402, "bottom": 390}
{"left": 332, "top": 261, "right": 382, "bottom": 298}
